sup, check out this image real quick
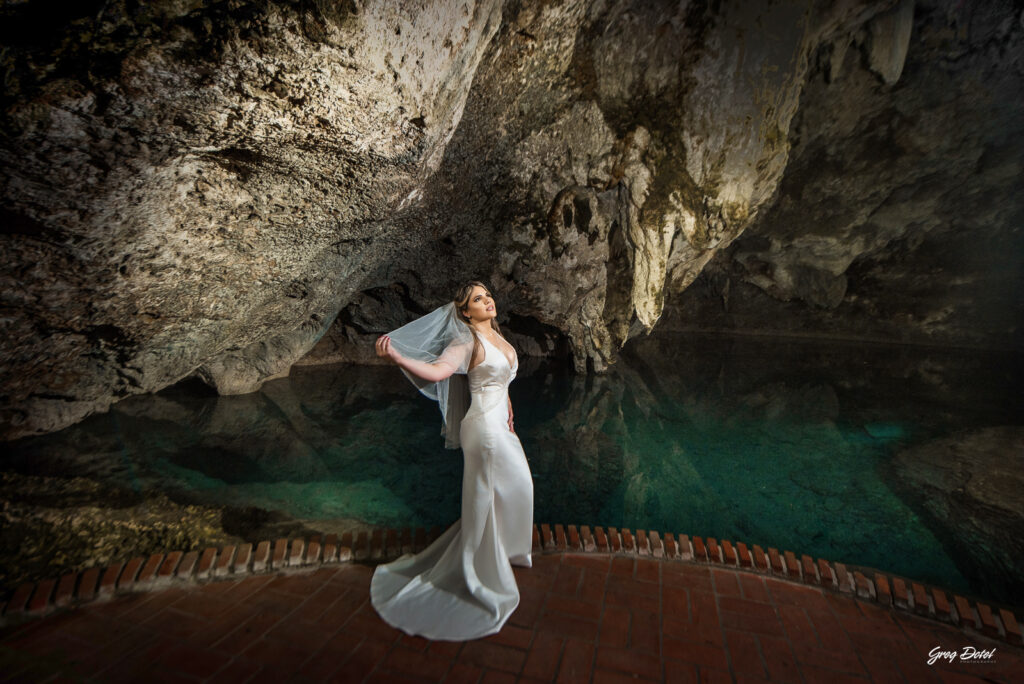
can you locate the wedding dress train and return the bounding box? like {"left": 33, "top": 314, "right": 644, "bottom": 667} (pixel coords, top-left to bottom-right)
{"left": 370, "top": 335, "right": 534, "bottom": 640}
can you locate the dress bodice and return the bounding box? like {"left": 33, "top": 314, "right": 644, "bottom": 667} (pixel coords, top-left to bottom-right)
{"left": 468, "top": 335, "right": 518, "bottom": 395}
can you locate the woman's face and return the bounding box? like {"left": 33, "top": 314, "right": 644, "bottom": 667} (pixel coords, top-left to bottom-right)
{"left": 462, "top": 285, "right": 495, "bottom": 323}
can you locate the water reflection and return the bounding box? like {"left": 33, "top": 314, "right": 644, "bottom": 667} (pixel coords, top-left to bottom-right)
{"left": 3, "top": 334, "right": 1022, "bottom": 605}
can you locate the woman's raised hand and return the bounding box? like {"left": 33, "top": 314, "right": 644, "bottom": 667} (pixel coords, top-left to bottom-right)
{"left": 375, "top": 335, "right": 402, "bottom": 363}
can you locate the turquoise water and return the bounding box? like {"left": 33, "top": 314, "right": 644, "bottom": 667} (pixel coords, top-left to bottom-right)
{"left": 4, "top": 334, "right": 1022, "bottom": 606}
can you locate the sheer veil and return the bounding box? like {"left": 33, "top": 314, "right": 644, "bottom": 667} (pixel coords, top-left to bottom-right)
{"left": 386, "top": 301, "right": 476, "bottom": 449}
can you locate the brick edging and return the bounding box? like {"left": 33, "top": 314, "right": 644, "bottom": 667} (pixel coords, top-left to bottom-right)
{"left": 2, "top": 523, "right": 1021, "bottom": 648}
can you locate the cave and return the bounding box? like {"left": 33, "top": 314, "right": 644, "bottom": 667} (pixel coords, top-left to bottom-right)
{"left": 1, "top": 0, "right": 1022, "bottom": 677}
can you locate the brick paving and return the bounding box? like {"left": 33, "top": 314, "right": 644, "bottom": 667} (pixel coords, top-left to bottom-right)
{"left": 2, "top": 553, "right": 1022, "bottom": 683}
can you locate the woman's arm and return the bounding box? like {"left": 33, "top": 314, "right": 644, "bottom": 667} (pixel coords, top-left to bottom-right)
{"left": 507, "top": 396, "right": 515, "bottom": 433}
{"left": 376, "top": 335, "right": 457, "bottom": 383}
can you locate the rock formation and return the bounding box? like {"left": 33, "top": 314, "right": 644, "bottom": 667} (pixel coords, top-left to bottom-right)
{"left": 2, "top": 0, "right": 503, "bottom": 438}
{"left": 2, "top": 0, "right": 1022, "bottom": 440}
{"left": 889, "top": 427, "right": 1024, "bottom": 606}
{"left": 365, "top": 0, "right": 910, "bottom": 372}
{"left": 667, "top": 0, "right": 1024, "bottom": 347}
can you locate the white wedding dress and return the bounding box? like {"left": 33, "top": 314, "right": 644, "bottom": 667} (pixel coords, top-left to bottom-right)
{"left": 370, "top": 335, "right": 534, "bottom": 640}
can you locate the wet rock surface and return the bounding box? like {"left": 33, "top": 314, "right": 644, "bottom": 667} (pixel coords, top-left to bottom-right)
{"left": 889, "top": 427, "right": 1024, "bottom": 606}
{"left": 0, "top": 471, "right": 235, "bottom": 593}
{"left": 0, "top": 467, "right": 360, "bottom": 596}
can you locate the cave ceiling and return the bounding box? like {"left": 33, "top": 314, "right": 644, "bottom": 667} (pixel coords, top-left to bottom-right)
{"left": 1, "top": 0, "right": 1022, "bottom": 440}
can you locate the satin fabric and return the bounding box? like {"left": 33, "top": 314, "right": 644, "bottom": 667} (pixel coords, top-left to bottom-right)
{"left": 370, "top": 335, "right": 534, "bottom": 640}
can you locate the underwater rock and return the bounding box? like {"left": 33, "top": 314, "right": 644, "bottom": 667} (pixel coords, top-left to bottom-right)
{"left": 0, "top": 471, "right": 241, "bottom": 595}
{"left": 0, "top": 466, "right": 353, "bottom": 597}
{"left": 890, "top": 426, "right": 1024, "bottom": 605}
{"left": 863, "top": 422, "right": 907, "bottom": 441}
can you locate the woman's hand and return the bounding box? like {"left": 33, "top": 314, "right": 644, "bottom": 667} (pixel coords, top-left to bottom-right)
{"left": 507, "top": 399, "right": 515, "bottom": 433}
{"left": 376, "top": 336, "right": 456, "bottom": 382}
{"left": 375, "top": 335, "right": 403, "bottom": 364}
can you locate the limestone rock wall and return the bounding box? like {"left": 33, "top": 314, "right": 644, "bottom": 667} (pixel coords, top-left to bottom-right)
{"left": 3, "top": 0, "right": 1020, "bottom": 440}
{"left": 324, "top": 0, "right": 901, "bottom": 372}
{"left": 1, "top": 0, "right": 502, "bottom": 439}
{"left": 665, "top": 0, "right": 1024, "bottom": 348}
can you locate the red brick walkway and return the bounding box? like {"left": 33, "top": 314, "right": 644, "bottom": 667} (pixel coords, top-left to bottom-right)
{"left": 1, "top": 554, "right": 1021, "bottom": 683}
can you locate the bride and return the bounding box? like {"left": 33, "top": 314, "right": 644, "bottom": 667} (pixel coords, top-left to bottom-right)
{"left": 369, "top": 281, "right": 534, "bottom": 640}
